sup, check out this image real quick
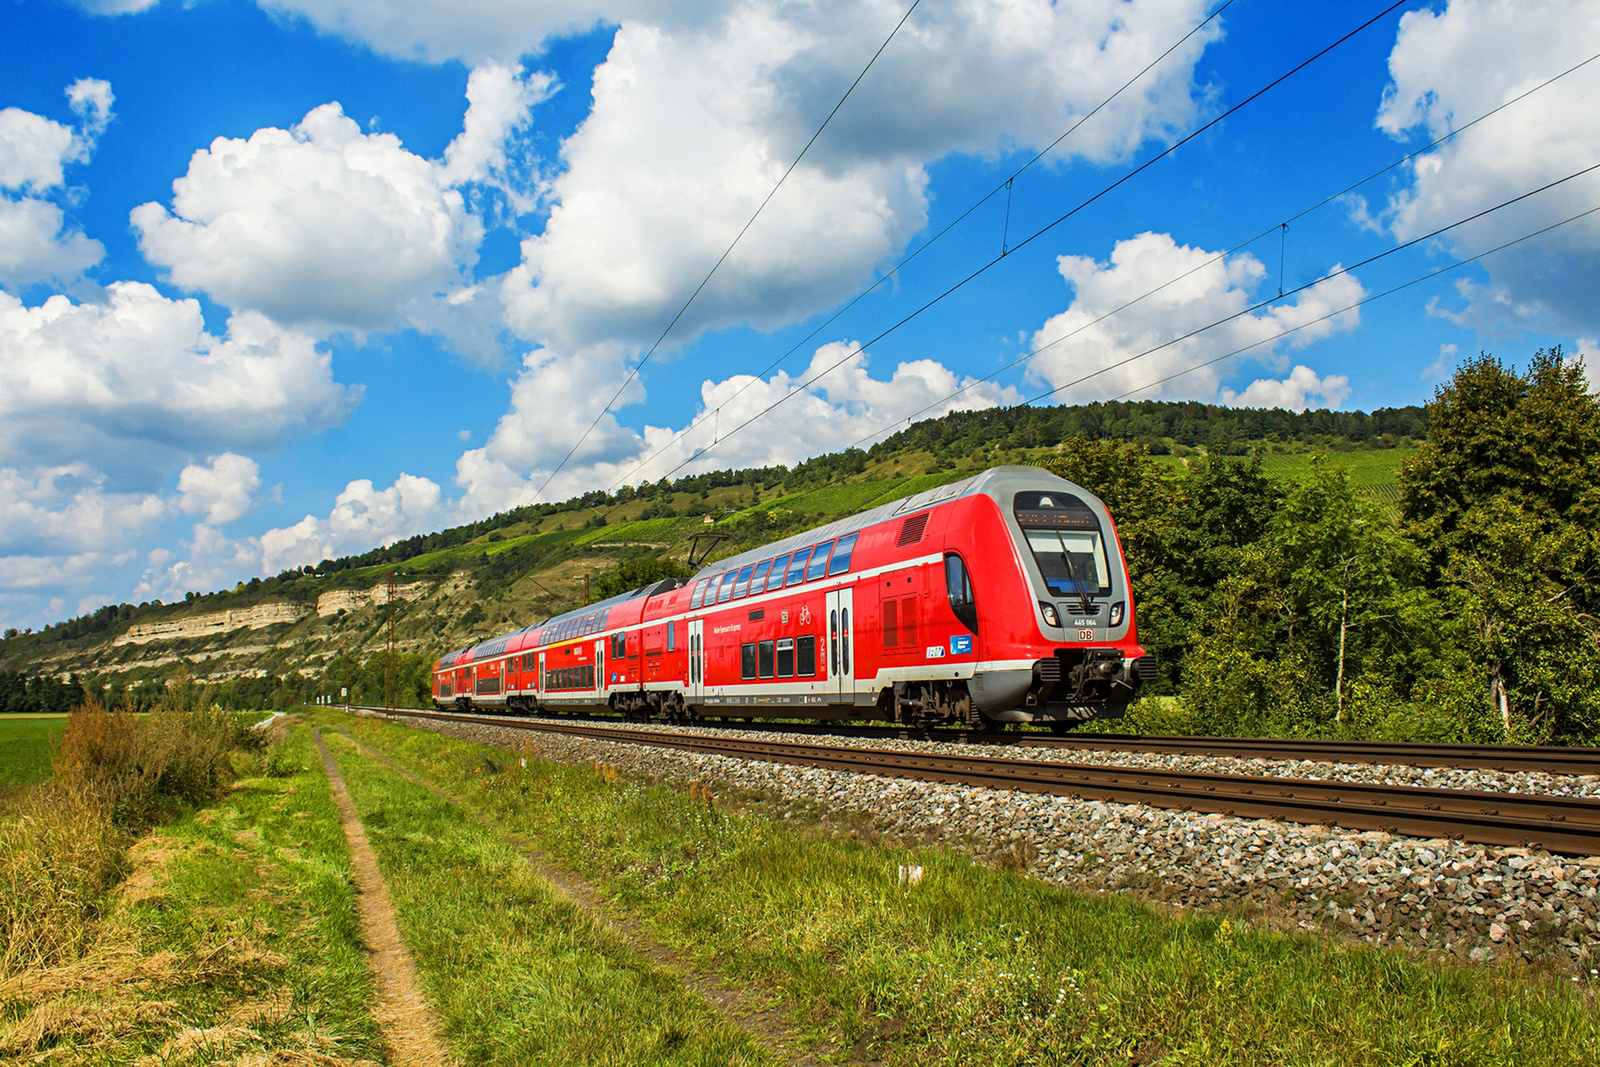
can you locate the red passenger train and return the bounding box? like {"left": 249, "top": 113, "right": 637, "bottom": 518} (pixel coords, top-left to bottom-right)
{"left": 431, "top": 466, "right": 1155, "bottom": 728}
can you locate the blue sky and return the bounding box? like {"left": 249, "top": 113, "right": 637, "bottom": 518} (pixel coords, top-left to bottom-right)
{"left": 1, "top": 0, "right": 1598, "bottom": 631}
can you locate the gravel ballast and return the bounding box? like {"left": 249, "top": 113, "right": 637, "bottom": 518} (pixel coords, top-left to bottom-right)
{"left": 370, "top": 711, "right": 1600, "bottom": 974}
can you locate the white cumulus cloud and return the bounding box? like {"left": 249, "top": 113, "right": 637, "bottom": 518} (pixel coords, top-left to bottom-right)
{"left": 1376, "top": 0, "right": 1600, "bottom": 336}
{"left": 454, "top": 340, "right": 1021, "bottom": 515}
{"left": 0, "top": 196, "right": 104, "bottom": 291}
{"left": 1220, "top": 366, "right": 1351, "bottom": 411}
{"left": 257, "top": 473, "right": 445, "bottom": 573}
{"left": 68, "top": 0, "right": 160, "bottom": 15}
{"left": 502, "top": 1, "right": 1219, "bottom": 355}
{"left": 0, "top": 464, "right": 166, "bottom": 558}
{"left": 1025, "top": 232, "right": 1366, "bottom": 404}
{"left": 177, "top": 453, "right": 263, "bottom": 526}
{"left": 256, "top": 0, "right": 700, "bottom": 64}
{"left": 0, "top": 79, "right": 113, "bottom": 291}
{"left": 0, "top": 282, "right": 358, "bottom": 478}
{"left": 133, "top": 63, "right": 547, "bottom": 345}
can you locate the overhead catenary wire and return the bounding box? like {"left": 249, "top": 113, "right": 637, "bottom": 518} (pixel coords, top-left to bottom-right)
{"left": 531, "top": 0, "right": 925, "bottom": 501}
{"left": 602, "top": 0, "right": 1238, "bottom": 494}
{"left": 831, "top": 48, "right": 1600, "bottom": 452}
{"left": 606, "top": 0, "right": 1414, "bottom": 490}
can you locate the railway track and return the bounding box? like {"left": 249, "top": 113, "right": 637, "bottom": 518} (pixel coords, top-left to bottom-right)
{"left": 356, "top": 706, "right": 1600, "bottom": 855}
{"left": 353, "top": 704, "right": 1600, "bottom": 774}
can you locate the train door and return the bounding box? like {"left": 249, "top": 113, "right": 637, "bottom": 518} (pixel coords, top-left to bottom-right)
{"left": 595, "top": 639, "right": 606, "bottom": 700}
{"left": 537, "top": 652, "right": 545, "bottom": 702}
{"left": 825, "top": 587, "right": 855, "bottom": 703}
{"left": 688, "top": 618, "right": 704, "bottom": 704}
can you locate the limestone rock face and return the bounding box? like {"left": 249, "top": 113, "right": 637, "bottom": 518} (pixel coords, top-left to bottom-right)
{"left": 113, "top": 602, "right": 311, "bottom": 645}
{"left": 316, "top": 581, "right": 429, "bottom": 618}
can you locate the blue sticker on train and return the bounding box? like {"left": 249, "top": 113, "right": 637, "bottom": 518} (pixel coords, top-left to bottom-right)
{"left": 949, "top": 634, "right": 973, "bottom": 655}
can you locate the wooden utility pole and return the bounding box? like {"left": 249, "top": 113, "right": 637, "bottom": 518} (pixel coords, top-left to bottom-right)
{"left": 583, "top": 573, "right": 591, "bottom": 605}
{"left": 385, "top": 570, "right": 397, "bottom": 713}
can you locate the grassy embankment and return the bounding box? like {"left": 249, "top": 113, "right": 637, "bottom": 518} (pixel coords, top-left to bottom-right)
{"left": 0, "top": 703, "right": 391, "bottom": 1062}
{"left": 324, "top": 708, "right": 1600, "bottom": 1066}
{"left": 319, "top": 727, "right": 774, "bottom": 1065}
{"left": 1, "top": 724, "right": 386, "bottom": 1062}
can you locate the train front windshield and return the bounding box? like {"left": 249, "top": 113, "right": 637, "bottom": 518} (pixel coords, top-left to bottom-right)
{"left": 1013, "top": 491, "right": 1111, "bottom": 598}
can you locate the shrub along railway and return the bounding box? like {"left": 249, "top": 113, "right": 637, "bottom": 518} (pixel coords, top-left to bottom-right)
{"left": 361, "top": 706, "right": 1600, "bottom": 856}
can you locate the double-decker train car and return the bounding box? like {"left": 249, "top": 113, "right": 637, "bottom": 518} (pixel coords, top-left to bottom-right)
{"left": 432, "top": 466, "right": 1155, "bottom": 728}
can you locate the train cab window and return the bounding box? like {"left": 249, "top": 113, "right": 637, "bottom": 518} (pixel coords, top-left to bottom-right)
{"left": 766, "top": 552, "right": 792, "bottom": 592}
{"left": 750, "top": 559, "right": 772, "bottom": 593}
{"left": 776, "top": 638, "right": 795, "bottom": 677}
{"left": 757, "top": 640, "right": 775, "bottom": 679}
{"left": 1013, "top": 490, "right": 1111, "bottom": 599}
{"left": 717, "top": 571, "right": 736, "bottom": 603}
{"left": 667, "top": 621, "right": 676, "bottom": 652}
{"left": 827, "top": 532, "right": 858, "bottom": 575}
{"left": 945, "top": 553, "right": 979, "bottom": 633}
{"left": 732, "top": 564, "right": 756, "bottom": 599}
{"left": 806, "top": 541, "right": 834, "bottom": 581}
{"left": 786, "top": 547, "right": 812, "bottom": 584}
{"left": 797, "top": 634, "right": 817, "bottom": 676}
{"left": 740, "top": 642, "right": 758, "bottom": 680}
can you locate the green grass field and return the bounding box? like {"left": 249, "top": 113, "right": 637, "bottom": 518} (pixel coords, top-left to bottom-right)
{"left": 326, "top": 710, "right": 1600, "bottom": 1066}
{"left": 0, "top": 715, "right": 65, "bottom": 786}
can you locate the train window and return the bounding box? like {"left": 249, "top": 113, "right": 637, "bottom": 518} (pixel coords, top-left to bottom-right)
{"left": 690, "top": 580, "right": 706, "bottom": 609}
{"left": 766, "top": 552, "right": 791, "bottom": 592}
{"left": 797, "top": 635, "right": 817, "bottom": 676}
{"left": 841, "top": 608, "right": 850, "bottom": 673}
{"left": 828, "top": 533, "right": 858, "bottom": 575}
{"left": 786, "top": 547, "right": 813, "bottom": 584}
{"left": 945, "top": 553, "right": 979, "bottom": 633}
{"left": 776, "top": 638, "right": 795, "bottom": 677}
{"left": 829, "top": 609, "right": 839, "bottom": 674}
{"left": 750, "top": 559, "right": 772, "bottom": 593}
{"left": 611, "top": 632, "right": 625, "bottom": 658}
{"left": 740, "top": 642, "right": 758, "bottom": 680}
{"left": 667, "top": 621, "right": 676, "bottom": 652}
{"left": 717, "top": 571, "right": 736, "bottom": 603}
{"left": 806, "top": 541, "right": 834, "bottom": 581}
{"left": 732, "top": 563, "right": 756, "bottom": 599}
{"left": 758, "top": 640, "right": 775, "bottom": 678}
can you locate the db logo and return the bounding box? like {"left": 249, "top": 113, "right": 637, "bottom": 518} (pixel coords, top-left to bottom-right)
{"left": 1077, "top": 627, "right": 1095, "bottom": 641}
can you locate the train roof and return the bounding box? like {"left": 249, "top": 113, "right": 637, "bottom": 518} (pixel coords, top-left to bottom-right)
{"left": 461, "top": 576, "right": 689, "bottom": 660}
{"left": 695, "top": 465, "right": 1088, "bottom": 578}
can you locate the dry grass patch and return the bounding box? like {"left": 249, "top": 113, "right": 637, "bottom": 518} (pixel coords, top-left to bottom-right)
{"left": 0, "top": 726, "right": 384, "bottom": 1065}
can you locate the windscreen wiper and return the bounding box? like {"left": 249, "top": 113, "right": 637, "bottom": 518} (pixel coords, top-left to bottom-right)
{"left": 1058, "top": 551, "right": 1093, "bottom": 617}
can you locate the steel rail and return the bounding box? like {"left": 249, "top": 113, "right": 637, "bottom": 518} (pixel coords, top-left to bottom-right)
{"left": 1018, "top": 734, "right": 1600, "bottom": 776}
{"left": 358, "top": 706, "right": 1600, "bottom": 855}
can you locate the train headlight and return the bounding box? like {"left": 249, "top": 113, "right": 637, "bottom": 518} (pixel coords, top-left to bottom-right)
{"left": 1039, "top": 601, "right": 1060, "bottom": 628}
{"left": 1109, "top": 601, "right": 1125, "bottom": 628}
